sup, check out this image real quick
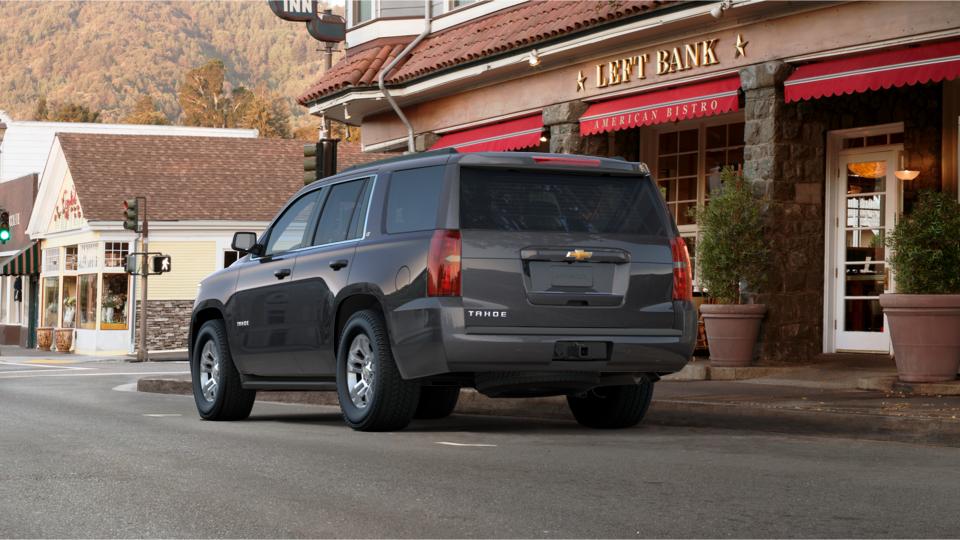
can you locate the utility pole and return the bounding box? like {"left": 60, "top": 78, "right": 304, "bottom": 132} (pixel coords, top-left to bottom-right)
{"left": 137, "top": 196, "right": 148, "bottom": 362}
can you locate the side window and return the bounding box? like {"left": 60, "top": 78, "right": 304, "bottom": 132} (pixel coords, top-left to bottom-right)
{"left": 386, "top": 166, "right": 445, "bottom": 234}
{"left": 314, "top": 179, "right": 367, "bottom": 246}
{"left": 264, "top": 191, "right": 322, "bottom": 256}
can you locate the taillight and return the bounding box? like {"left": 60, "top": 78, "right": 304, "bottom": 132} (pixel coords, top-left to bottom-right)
{"left": 670, "top": 236, "right": 692, "bottom": 301}
{"left": 427, "top": 229, "right": 462, "bottom": 297}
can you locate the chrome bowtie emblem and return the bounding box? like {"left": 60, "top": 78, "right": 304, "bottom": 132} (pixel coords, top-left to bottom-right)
{"left": 565, "top": 249, "right": 593, "bottom": 261}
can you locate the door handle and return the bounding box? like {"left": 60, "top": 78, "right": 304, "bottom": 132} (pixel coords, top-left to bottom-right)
{"left": 274, "top": 268, "right": 291, "bottom": 280}
{"left": 329, "top": 259, "right": 349, "bottom": 271}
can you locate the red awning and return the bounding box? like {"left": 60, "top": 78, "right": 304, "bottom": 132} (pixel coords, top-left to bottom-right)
{"left": 431, "top": 115, "right": 543, "bottom": 152}
{"left": 785, "top": 40, "right": 960, "bottom": 103}
{"left": 579, "top": 77, "right": 740, "bottom": 136}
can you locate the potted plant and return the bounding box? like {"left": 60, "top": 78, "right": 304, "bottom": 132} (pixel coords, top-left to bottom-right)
{"left": 102, "top": 294, "right": 120, "bottom": 323}
{"left": 695, "top": 167, "right": 769, "bottom": 367}
{"left": 36, "top": 327, "right": 53, "bottom": 351}
{"left": 55, "top": 327, "right": 74, "bottom": 353}
{"left": 880, "top": 190, "right": 960, "bottom": 383}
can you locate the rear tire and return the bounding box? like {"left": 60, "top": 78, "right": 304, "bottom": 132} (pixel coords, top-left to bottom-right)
{"left": 414, "top": 387, "right": 460, "bottom": 419}
{"left": 566, "top": 378, "right": 654, "bottom": 429}
{"left": 336, "top": 310, "right": 420, "bottom": 431}
{"left": 191, "top": 319, "right": 256, "bottom": 421}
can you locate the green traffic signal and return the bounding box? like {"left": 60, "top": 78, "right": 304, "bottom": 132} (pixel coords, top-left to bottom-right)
{"left": 0, "top": 211, "right": 9, "bottom": 244}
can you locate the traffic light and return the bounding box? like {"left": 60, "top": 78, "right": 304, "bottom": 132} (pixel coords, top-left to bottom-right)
{"left": 152, "top": 255, "right": 172, "bottom": 274}
{"left": 0, "top": 212, "right": 9, "bottom": 243}
{"left": 303, "top": 139, "right": 339, "bottom": 184}
{"left": 123, "top": 198, "right": 139, "bottom": 231}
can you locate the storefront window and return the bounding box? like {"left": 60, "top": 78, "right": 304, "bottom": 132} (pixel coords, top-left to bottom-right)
{"left": 104, "top": 242, "right": 129, "bottom": 268}
{"left": 42, "top": 277, "right": 59, "bottom": 327}
{"left": 61, "top": 276, "right": 78, "bottom": 328}
{"left": 79, "top": 242, "right": 100, "bottom": 271}
{"left": 657, "top": 128, "right": 699, "bottom": 226}
{"left": 43, "top": 248, "right": 59, "bottom": 274}
{"left": 78, "top": 274, "right": 98, "bottom": 330}
{"left": 101, "top": 274, "right": 129, "bottom": 330}
{"left": 64, "top": 246, "right": 78, "bottom": 271}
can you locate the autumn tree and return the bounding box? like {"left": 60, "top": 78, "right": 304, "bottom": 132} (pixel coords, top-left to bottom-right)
{"left": 33, "top": 98, "right": 101, "bottom": 123}
{"left": 235, "top": 84, "right": 291, "bottom": 138}
{"left": 178, "top": 59, "right": 230, "bottom": 127}
{"left": 121, "top": 95, "right": 170, "bottom": 125}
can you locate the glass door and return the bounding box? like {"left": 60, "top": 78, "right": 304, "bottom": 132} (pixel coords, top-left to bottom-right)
{"left": 834, "top": 150, "right": 898, "bottom": 352}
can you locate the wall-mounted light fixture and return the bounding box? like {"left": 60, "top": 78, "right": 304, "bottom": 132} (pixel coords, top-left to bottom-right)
{"left": 895, "top": 150, "right": 919, "bottom": 181}
{"left": 710, "top": 0, "right": 733, "bottom": 19}
{"left": 539, "top": 133, "right": 548, "bottom": 143}
{"left": 527, "top": 49, "right": 541, "bottom": 67}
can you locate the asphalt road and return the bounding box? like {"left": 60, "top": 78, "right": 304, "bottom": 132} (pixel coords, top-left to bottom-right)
{"left": 1, "top": 358, "right": 959, "bottom": 538}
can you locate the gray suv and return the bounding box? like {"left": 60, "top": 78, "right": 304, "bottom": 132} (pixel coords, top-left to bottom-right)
{"left": 189, "top": 150, "right": 696, "bottom": 431}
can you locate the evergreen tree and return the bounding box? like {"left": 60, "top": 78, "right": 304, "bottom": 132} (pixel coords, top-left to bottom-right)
{"left": 46, "top": 102, "right": 101, "bottom": 123}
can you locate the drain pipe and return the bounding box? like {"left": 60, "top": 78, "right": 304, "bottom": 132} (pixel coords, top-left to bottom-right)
{"left": 378, "top": 0, "right": 432, "bottom": 153}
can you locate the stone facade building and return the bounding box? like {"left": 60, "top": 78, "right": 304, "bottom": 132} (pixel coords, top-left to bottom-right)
{"left": 299, "top": 0, "right": 960, "bottom": 362}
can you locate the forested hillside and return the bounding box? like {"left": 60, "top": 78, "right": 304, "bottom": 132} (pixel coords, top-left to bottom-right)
{"left": 0, "top": 0, "right": 336, "bottom": 125}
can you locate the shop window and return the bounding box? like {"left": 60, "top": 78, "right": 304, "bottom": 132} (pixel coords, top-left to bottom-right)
{"left": 104, "top": 242, "right": 129, "bottom": 269}
{"left": 654, "top": 119, "right": 745, "bottom": 291}
{"left": 842, "top": 132, "right": 903, "bottom": 149}
{"left": 43, "top": 248, "right": 60, "bottom": 274}
{"left": 224, "top": 250, "right": 240, "bottom": 268}
{"left": 101, "top": 274, "right": 128, "bottom": 330}
{"left": 79, "top": 242, "right": 100, "bottom": 271}
{"left": 61, "top": 276, "right": 78, "bottom": 328}
{"left": 42, "top": 277, "right": 59, "bottom": 327}
{"left": 78, "top": 274, "right": 98, "bottom": 330}
{"left": 64, "top": 246, "right": 78, "bottom": 271}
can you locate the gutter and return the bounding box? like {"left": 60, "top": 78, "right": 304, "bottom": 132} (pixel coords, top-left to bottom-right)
{"left": 377, "top": 0, "right": 432, "bottom": 153}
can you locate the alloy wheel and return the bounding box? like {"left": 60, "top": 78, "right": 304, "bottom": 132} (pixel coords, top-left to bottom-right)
{"left": 346, "top": 333, "right": 376, "bottom": 409}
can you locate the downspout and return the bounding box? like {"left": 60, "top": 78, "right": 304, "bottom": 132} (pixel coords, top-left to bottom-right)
{"left": 378, "top": 0, "right": 432, "bottom": 153}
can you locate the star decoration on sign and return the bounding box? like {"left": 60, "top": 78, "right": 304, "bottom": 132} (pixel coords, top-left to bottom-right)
{"left": 576, "top": 70, "right": 587, "bottom": 92}
{"left": 735, "top": 33, "right": 748, "bottom": 58}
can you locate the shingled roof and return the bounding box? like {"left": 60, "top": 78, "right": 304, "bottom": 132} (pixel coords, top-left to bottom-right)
{"left": 299, "top": 0, "right": 665, "bottom": 106}
{"left": 57, "top": 133, "right": 306, "bottom": 222}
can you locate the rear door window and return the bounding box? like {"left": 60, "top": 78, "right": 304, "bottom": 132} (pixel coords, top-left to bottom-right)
{"left": 313, "top": 179, "right": 367, "bottom": 246}
{"left": 459, "top": 168, "right": 668, "bottom": 236}
{"left": 385, "top": 166, "right": 445, "bottom": 233}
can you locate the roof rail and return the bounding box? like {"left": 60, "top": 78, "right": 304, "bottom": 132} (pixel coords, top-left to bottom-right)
{"left": 340, "top": 147, "right": 457, "bottom": 173}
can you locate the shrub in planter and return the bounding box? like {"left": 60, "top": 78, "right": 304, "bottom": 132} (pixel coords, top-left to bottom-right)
{"left": 880, "top": 190, "right": 960, "bottom": 382}
{"left": 695, "top": 168, "right": 769, "bottom": 367}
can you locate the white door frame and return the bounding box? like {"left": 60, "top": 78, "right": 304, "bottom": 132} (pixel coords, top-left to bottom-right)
{"left": 823, "top": 122, "right": 903, "bottom": 354}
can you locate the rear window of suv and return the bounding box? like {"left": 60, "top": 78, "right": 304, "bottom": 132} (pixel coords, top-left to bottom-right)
{"left": 386, "top": 166, "right": 445, "bottom": 233}
{"left": 459, "top": 168, "right": 668, "bottom": 235}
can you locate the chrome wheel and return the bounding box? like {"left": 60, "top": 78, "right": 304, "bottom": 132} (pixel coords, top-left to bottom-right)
{"left": 198, "top": 340, "right": 220, "bottom": 403}
{"left": 346, "top": 333, "right": 375, "bottom": 409}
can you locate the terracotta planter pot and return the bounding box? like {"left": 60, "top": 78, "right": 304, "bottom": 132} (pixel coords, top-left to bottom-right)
{"left": 55, "top": 328, "right": 74, "bottom": 353}
{"left": 879, "top": 294, "right": 960, "bottom": 383}
{"left": 700, "top": 304, "right": 766, "bottom": 367}
{"left": 36, "top": 327, "right": 53, "bottom": 351}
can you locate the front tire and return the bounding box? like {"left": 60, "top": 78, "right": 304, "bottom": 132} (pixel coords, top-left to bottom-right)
{"left": 414, "top": 387, "right": 460, "bottom": 419}
{"left": 336, "top": 310, "right": 420, "bottom": 431}
{"left": 191, "top": 319, "right": 256, "bottom": 421}
{"left": 566, "top": 378, "right": 654, "bottom": 429}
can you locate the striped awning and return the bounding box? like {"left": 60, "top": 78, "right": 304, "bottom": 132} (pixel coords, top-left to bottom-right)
{"left": 785, "top": 40, "right": 960, "bottom": 103}
{"left": 1, "top": 242, "right": 40, "bottom": 276}
{"left": 430, "top": 115, "right": 544, "bottom": 153}
{"left": 579, "top": 76, "right": 741, "bottom": 136}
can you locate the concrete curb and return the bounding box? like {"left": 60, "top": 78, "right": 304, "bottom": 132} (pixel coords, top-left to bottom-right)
{"left": 136, "top": 376, "right": 960, "bottom": 445}
{"left": 858, "top": 375, "right": 960, "bottom": 396}
{"left": 661, "top": 361, "right": 799, "bottom": 381}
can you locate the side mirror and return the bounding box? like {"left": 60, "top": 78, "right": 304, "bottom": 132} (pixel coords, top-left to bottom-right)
{"left": 232, "top": 232, "right": 261, "bottom": 256}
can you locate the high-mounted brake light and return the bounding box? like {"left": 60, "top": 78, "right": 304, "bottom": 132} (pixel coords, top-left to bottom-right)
{"left": 427, "top": 229, "right": 462, "bottom": 297}
{"left": 670, "top": 236, "right": 693, "bottom": 301}
{"left": 532, "top": 156, "right": 602, "bottom": 167}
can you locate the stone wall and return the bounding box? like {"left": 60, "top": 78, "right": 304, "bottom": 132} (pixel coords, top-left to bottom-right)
{"left": 742, "top": 62, "right": 943, "bottom": 363}
{"left": 133, "top": 299, "right": 193, "bottom": 351}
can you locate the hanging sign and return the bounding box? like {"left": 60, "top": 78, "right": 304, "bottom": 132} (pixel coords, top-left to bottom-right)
{"left": 267, "top": 0, "right": 317, "bottom": 22}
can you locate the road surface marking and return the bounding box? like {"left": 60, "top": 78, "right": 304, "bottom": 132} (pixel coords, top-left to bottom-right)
{"left": 21, "top": 359, "right": 77, "bottom": 364}
{"left": 0, "top": 370, "right": 188, "bottom": 379}
{"left": 143, "top": 413, "right": 182, "bottom": 418}
{"left": 435, "top": 441, "right": 497, "bottom": 447}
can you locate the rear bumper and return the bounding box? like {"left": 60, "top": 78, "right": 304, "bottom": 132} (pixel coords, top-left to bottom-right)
{"left": 387, "top": 298, "right": 696, "bottom": 379}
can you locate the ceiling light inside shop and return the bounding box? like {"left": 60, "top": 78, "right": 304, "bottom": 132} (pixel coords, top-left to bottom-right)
{"left": 848, "top": 162, "right": 886, "bottom": 179}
